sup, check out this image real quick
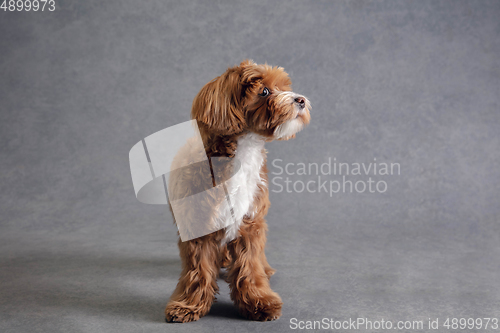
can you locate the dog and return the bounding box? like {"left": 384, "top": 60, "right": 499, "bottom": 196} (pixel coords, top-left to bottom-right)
{"left": 165, "top": 60, "right": 311, "bottom": 322}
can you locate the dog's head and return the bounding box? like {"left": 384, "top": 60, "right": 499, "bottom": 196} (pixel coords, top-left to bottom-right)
{"left": 191, "top": 60, "right": 310, "bottom": 140}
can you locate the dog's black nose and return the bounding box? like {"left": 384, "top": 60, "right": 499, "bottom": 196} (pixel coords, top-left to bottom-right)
{"left": 294, "top": 97, "right": 305, "bottom": 108}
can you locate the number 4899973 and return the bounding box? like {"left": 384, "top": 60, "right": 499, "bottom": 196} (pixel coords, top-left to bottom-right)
{"left": 1, "top": 0, "right": 55, "bottom": 11}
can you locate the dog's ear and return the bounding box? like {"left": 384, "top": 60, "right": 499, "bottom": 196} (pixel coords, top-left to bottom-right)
{"left": 191, "top": 67, "right": 246, "bottom": 135}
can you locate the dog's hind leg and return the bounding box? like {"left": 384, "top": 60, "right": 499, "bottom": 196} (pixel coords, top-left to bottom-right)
{"left": 219, "top": 244, "right": 232, "bottom": 268}
{"left": 260, "top": 251, "right": 276, "bottom": 279}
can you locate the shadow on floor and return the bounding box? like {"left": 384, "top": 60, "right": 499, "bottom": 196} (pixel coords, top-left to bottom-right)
{"left": 208, "top": 300, "right": 244, "bottom": 320}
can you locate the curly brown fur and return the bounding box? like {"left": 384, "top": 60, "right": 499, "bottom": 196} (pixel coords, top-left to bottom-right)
{"left": 165, "top": 60, "right": 310, "bottom": 323}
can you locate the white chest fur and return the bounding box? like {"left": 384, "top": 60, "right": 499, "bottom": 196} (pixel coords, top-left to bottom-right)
{"left": 221, "top": 133, "right": 266, "bottom": 244}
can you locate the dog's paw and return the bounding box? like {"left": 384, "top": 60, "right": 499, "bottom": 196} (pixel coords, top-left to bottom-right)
{"left": 237, "top": 292, "right": 283, "bottom": 321}
{"left": 165, "top": 302, "right": 203, "bottom": 323}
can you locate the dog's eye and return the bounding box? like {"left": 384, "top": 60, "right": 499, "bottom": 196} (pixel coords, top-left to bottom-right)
{"left": 259, "top": 87, "right": 270, "bottom": 97}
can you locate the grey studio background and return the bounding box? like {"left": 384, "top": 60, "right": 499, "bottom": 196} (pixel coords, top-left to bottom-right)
{"left": 1, "top": 1, "right": 499, "bottom": 332}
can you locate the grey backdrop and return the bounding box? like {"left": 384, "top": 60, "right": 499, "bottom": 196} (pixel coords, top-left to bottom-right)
{"left": 1, "top": 1, "right": 499, "bottom": 332}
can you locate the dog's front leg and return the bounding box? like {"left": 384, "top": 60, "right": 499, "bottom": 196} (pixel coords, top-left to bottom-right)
{"left": 227, "top": 218, "right": 282, "bottom": 321}
{"left": 165, "top": 234, "right": 221, "bottom": 323}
